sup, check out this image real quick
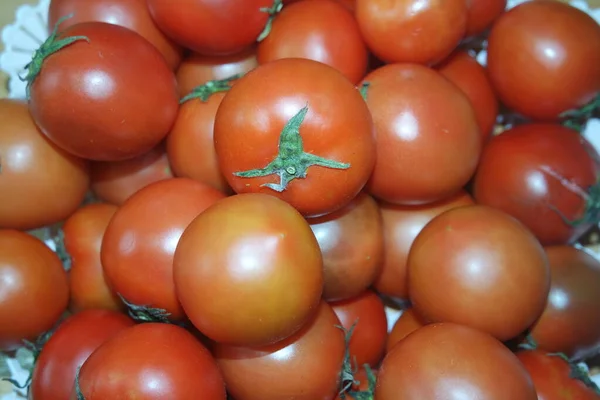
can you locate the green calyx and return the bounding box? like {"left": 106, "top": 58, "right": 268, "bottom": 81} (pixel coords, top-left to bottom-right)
{"left": 233, "top": 105, "right": 351, "bottom": 192}
{"left": 118, "top": 294, "right": 172, "bottom": 324}
{"left": 179, "top": 73, "right": 244, "bottom": 104}
{"left": 336, "top": 321, "right": 376, "bottom": 400}
{"left": 359, "top": 82, "right": 370, "bottom": 101}
{"left": 560, "top": 94, "right": 599, "bottom": 133}
{"left": 257, "top": 0, "right": 284, "bottom": 42}
{"left": 547, "top": 353, "right": 600, "bottom": 394}
{"left": 22, "top": 13, "right": 90, "bottom": 99}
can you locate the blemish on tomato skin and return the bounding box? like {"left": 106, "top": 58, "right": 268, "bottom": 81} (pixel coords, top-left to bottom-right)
{"left": 445, "top": 225, "right": 453, "bottom": 231}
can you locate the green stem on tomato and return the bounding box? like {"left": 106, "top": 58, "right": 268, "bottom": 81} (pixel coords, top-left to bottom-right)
{"left": 359, "top": 82, "right": 370, "bottom": 102}
{"left": 257, "top": 0, "right": 284, "bottom": 42}
{"left": 179, "top": 73, "right": 244, "bottom": 104}
{"left": 118, "top": 294, "right": 172, "bottom": 324}
{"left": 560, "top": 94, "right": 599, "bottom": 133}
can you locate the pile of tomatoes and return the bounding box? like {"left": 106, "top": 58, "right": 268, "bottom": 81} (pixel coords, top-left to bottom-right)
{"left": 1, "top": 0, "right": 600, "bottom": 398}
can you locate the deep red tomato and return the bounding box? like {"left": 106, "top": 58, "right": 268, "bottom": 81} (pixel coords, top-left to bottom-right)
{"left": 362, "top": 64, "right": 481, "bottom": 205}
{"left": 386, "top": 308, "right": 425, "bottom": 353}
{"left": 473, "top": 124, "right": 600, "bottom": 245}
{"left": 0, "top": 230, "right": 69, "bottom": 351}
{"left": 101, "top": 178, "right": 224, "bottom": 321}
{"left": 308, "top": 192, "right": 383, "bottom": 301}
{"left": 214, "top": 58, "right": 375, "bottom": 217}
{"left": 486, "top": 0, "right": 600, "bottom": 121}
{"left": 408, "top": 205, "right": 550, "bottom": 341}
{"left": 48, "top": 0, "right": 183, "bottom": 69}
{"left": 0, "top": 99, "right": 89, "bottom": 230}
{"left": 72, "top": 323, "right": 226, "bottom": 399}
{"left": 146, "top": 0, "right": 272, "bottom": 56}
{"left": 28, "top": 22, "right": 179, "bottom": 161}
{"left": 375, "top": 323, "right": 537, "bottom": 399}
{"left": 464, "top": 0, "right": 506, "bottom": 37}
{"left": 355, "top": 0, "right": 467, "bottom": 65}
{"left": 284, "top": 0, "right": 355, "bottom": 11}
{"left": 30, "top": 310, "right": 134, "bottom": 400}
{"left": 213, "top": 301, "right": 345, "bottom": 400}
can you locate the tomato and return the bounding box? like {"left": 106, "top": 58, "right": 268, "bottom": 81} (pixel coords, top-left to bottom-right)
{"left": 214, "top": 58, "right": 375, "bottom": 217}
{"left": 284, "top": 0, "right": 355, "bottom": 11}
{"left": 257, "top": 0, "right": 368, "bottom": 84}
{"left": 408, "top": 205, "right": 550, "bottom": 341}
{"left": 101, "top": 178, "right": 225, "bottom": 322}
{"left": 386, "top": 308, "right": 426, "bottom": 353}
{"left": 374, "top": 190, "right": 474, "bottom": 300}
{"left": 30, "top": 310, "right": 134, "bottom": 400}
{"left": 486, "top": 0, "right": 600, "bottom": 121}
{"left": 213, "top": 301, "right": 345, "bottom": 400}
{"left": 375, "top": 323, "right": 537, "bottom": 399}
{"left": 464, "top": 0, "right": 506, "bottom": 37}
{"left": 355, "top": 0, "right": 467, "bottom": 65}
{"left": 173, "top": 193, "right": 323, "bottom": 346}
{"left": 28, "top": 22, "right": 179, "bottom": 161}
{"left": 0, "top": 230, "right": 69, "bottom": 351}
{"left": 72, "top": 323, "right": 226, "bottom": 399}
{"left": 362, "top": 64, "right": 481, "bottom": 205}
{"left": 63, "top": 203, "right": 123, "bottom": 313}
{"left": 473, "top": 124, "right": 600, "bottom": 246}
{"left": 0, "top": 99, "right": 89, "bottom": 230}
{"left": 308, "top": 193, "right": 383, "bottom": 301}
{"left": 47, "top": 0, "right": 183, "bottom": 69}
{"left": 147, "top": 0, "right": 272, "bottom": 56}
{"left": 529, "top": 246, "right": 600, "bottom": 361}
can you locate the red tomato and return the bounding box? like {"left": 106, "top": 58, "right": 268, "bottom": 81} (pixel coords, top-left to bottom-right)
{"left": 464, "top": 0, "right": 506, "bottom": 37}
{"left": 72, "top": 323, "right": 226, "bottom": 399}
{"left": 486, "top": 0, "right": 600, "bottom": 121}
{"left": 257, "top": 0, "right": 368, "bottom": 84}
{"left": 30, "top": 310, "right": 134, "bottom": 400}
{"left": 213, "top": 301, "right": 345, "bottom": 400}
{"left": 0, "top": 230, "right": 69, "bottom": 351}
{"left": 214, "top": 58, "right": 375, "bottom": 217}
{"left": 386, "top": 308, "right": 425, "bottom": 352}
{"left": 174, "top": 193, "right": 323, "bottom": 346}
{"left": 362, "top": 64, "right": 481, "bottom": 205}
{"left": 473, "top": 124, "right": 600, "bottom": 245}
{"left": 355, "top": 0, "right": 468, "bottom": 65}
{"left": 408, "top": 205, "right": 550, "bottom": 341}
{"left": 101, "top": 178, "right": 225, "bottom": 321}
{"left": 0, "top": 99, "right": 89, "bottom": 230}
{"left": 375, "top": 323, "right": 537, "bottom": 399}
{"left": 284, "top": 0, "right": 355, "bottom": 11}
{"left": 28, "top": 22, "right": 179, "bottom": 161}
{"left": 308, "top": 192, "right": 384, "bottom": 301}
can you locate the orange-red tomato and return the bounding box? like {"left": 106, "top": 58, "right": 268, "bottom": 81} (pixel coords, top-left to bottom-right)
{"left": 386, "top": 308, "right": 426, "bottom": 352}
{"left": 464, "top": 0, "right": 507, "bottom": 37}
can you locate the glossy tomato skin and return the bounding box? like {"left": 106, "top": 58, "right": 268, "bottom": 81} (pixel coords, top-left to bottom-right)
{"left": 464, "top": 0, "right": 506, "bottom": 37}
{"left": 257, "top": 0, "right": 368, "bottom": 84}
{"left": 308, "top": 193, "right": 383, "bottom": 301}
{"left": 362, "top": 64, "right": 481, "bottom": 205}
{"left": 174, "top": 193, "right": 324, "bottom": 346}
{"left": 29, "top": 22, "right": 179, "bottom": 161}
{"left": 386, "top": 308, "right": 425, "bottom": 352}
{"left": 213, "top": 301, "right": 345, "bottom": 400}
{"left": 147, "top": 0, "right": 272, "bottom": 56}
{"left": 473, "top": 124, "right": 600, "bottom": 245}
{"left": 48, "top": 0, "right": 183, "bottom": 69}
{"left": 374, "top": 190, "right": 474, "bottom": 300}
{"left": 355, "top": 0, "right": 467, "bottom": 65}
{"left": 214, "top": 58, "right": 375, "bottom": 217}
{"left": 0, "top": 230, "right": 69, "bottom": 351}
{"left": 375, "top": 323, "right": 537, "bottom": 399}
{"left": 487, "top": 0, "right": 600, "bottom": 121}
{"left": 30, "top": 310, "right": 134, "bottom": 400}
{"left": 408, "top": 205, "right": 550, "bottom": 341}
{"left": 0, "top": 99, "right": 89, "bottom": 230}
{"left": 72, "top": 323, "right": 226, "bottom": 399}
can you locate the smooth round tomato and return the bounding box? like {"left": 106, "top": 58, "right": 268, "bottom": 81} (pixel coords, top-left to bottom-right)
{"left": 355, "top": 0, "right": 467, "bottom": 65}
{"left": 213, "top": 301, "right": 345, "bottom": 400}
{"left": 473, "top": 124, "right": 600, "bottom": 245}
{"left": 408, "top": 205, "right": 550, "bottom": 341}
{"left": 284, "top": 0, "right": 355, "bottom": 11}
{"left": 374, "top": 190, "right": 474, "bottom": 300}
{"left": 30, "top": 310, "right": 134, "bottom": 400}
{"left": 362, "top": 64, "right": 481, "bottom": 205}
{"left": 386, "top": 308, "right": 425, "bottom": 352}
{"left": 72, "top": 323, "right": 226, "bottom": 399}
{"left": 28, "top": 22, "right": 179, "bottom": 161}
{"left": 0, "top": 99, "right": 89, "bottom": 231}
{"left": 257, "top": 0, "right": 368, "bottom": 84}
{"left": 308, "top": 192, "right": 383, "bottom": 301}
{"left": 375, "top": 323, "right": 537, "bottom": 399}
{"left": 0, "top": 230, "right": 69, "bottom": 351}
{"left": 47, "top": 0, "right": 183, "bottom": 69}
{"left": 63, "top": 203, "right": 123, "bottom": 313}
{"left": 146, "top": 0, "right": 272, "bottom": 56}
{"left": 464, "top": 0, "right": 506, "bottom": 37}
{"left": 214, "top": 58, "right": 375, "bottom": 217}
{"left": 486, "top": 0, "right": 600, "bottom": 121}
{"left": 173, "top": 193, "right": 323, "bottom": 346}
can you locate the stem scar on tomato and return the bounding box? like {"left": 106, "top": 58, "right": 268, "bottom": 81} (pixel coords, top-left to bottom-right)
{"left": 21, "top": 13, "right": 90, "bottom": 99}
{"left": 233, "top": 105, "right": 351, "bottom": 192}
{"left": 179, "top": 73, "right": 244, "bottom": 104}
{"left": 257, "top": 0, "right": 284, "bottom": 42}
{"left": 118, "top": 294, "right": 172, "bottom": 324}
